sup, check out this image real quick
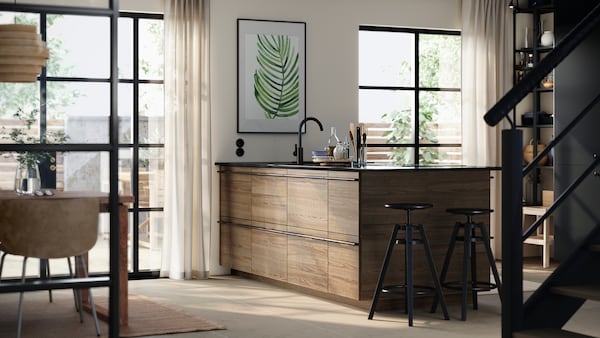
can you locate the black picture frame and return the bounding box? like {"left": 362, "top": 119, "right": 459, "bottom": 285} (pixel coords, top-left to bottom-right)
{"left": 237, "top": 18, "right": 306, "bottom": 133}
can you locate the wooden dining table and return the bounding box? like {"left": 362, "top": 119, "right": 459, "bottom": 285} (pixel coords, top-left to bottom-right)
{"left": 0, "top": 190, "right": 134, "bottom": 326}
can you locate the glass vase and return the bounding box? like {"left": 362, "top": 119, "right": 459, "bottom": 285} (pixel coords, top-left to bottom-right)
{"left": 15, "top": 162, "right": 41, "bottom": 195}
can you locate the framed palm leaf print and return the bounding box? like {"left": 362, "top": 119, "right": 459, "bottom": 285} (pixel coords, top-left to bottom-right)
{"left": 237, "top": 19, "right": 306, "bottom": 133}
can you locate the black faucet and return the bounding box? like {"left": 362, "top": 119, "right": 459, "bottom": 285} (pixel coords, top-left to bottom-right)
{"left": 296, "top": 116, "right": 324, "bottom": 164}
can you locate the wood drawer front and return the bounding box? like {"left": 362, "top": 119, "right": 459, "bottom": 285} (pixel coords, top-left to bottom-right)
{"left": 230, "top": 225, "right": 252, "bottom": 273}
{"left": 287, "top": 177, "right": 328, "bottom": 232}
{"left": 219, "top": 223, "right": 232, "bottom": 267}
{"left": 328, "top": 171, "right": 359, "bottom": 180}
{"left": 328, "top": 179, "right": 359, "bottom": 238}
{"left": 252, "top": 175, "right": 288, "bottom": 226}
{"left": 220, "top": 172, "right": 252, "bottom": 222}
{"left": 220, "top": 224, "right": 252, "bottom": 273}
{"left": 288, "top": 236, "right": 328, "bottom": 292}
{"left": 328, "top": 242, "right": 359, "bottom": 299}
{"left": 287, "top": 169, "right": 328, "bottom": 179}
{"left": 251, "top": 229, "right": 288, "bottom": 281}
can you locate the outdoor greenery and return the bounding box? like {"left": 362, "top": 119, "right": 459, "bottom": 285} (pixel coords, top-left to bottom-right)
{"left": 0, "top": 12, "right": 75, "bottom": 186}
{"left": 0, "top": 14, "right": 79, "bottom": 119}
{"left": 382, "top": 106, "right": 440, "bottom": 165}
{"left": 138, "top": 19, "right": 164, "bottom": 120}
{"left": 1, "top": 107, "right": 68, "bottom": 167}
{"left": 382, "top": 33, "right": 460, "bottom": 166}
{"left": 0, "top": 14, "right": 165, "bottom": 170}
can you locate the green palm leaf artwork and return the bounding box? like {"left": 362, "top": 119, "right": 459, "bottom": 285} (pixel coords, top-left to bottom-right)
{"left": 253, "top": 34, "right": 300, "bottom": 119}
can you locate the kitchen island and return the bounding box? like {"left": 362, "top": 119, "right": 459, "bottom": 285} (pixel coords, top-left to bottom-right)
{"left": 218, "top": 162, "right": 496, "bottom": 308}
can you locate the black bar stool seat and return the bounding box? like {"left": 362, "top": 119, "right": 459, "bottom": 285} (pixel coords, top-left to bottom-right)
{"left": 368, "top": 203, "right": 449, "bottom": 326}
{"left": 434, "top": 207, "right": 502, "bottom": 321}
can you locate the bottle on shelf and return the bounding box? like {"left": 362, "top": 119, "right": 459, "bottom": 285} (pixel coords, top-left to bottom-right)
{"left": 527, "top": 53, "right": 534, "bottom": 68}
{"left": 519, "top": 52, "right": 525, "bottom": 68}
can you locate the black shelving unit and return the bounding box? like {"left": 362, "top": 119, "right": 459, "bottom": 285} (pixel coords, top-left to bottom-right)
{"left": 512, "top": 4, "right": 555, "bottom": 205}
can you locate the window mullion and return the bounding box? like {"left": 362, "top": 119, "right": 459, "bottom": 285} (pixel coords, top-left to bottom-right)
{"left": 414, "top": 33, "right": 420, "bottom": 165}
{"left": 40, "top": 12, "right": 47, "bottom": 137}
{"left": 132, "top": 16, "right": 140, "bottom": 274}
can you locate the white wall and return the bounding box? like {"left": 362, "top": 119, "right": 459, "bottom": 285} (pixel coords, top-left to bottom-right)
{"left": 209, "top": 0, "right": 461, "bottom": 274}
{"left": 121, "top": 0, "right": 163, "bottom": 13}
{"left": 211, "top": 0, "right": 461, "bottom": 164}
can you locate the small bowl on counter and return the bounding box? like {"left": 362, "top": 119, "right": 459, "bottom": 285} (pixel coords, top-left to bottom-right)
{"left": 311, "top": 150, "right": 328, "bottom": 157}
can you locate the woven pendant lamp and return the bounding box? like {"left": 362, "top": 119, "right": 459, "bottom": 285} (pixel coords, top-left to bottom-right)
{"left": 0, "top": 24, "right": 50, "bottom": 82}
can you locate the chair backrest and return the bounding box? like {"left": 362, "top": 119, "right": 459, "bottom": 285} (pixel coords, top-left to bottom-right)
{"left": 0, "top": 198, "right": 99, "bottom": 259}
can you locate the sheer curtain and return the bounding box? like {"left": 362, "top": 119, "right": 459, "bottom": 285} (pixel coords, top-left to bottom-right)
{"left": 461, "top": 0, "right": 512, "bottom": 255}
{"left": 161, "top": 0, "right": 211, "bottom": 279}
{"left": 462, "top": 0, "right": 511, "bottom": 166}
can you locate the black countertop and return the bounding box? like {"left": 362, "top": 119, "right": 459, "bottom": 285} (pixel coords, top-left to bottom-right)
{"left": 216, "top": 162, "right": 499, "bottom": 171}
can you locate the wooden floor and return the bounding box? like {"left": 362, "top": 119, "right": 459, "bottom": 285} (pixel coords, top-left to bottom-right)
{"left": 498, "top": 256, "right": 557, "bottom": 285}
{"left": 522, "top": 256, "right": 560, "bottom": 270}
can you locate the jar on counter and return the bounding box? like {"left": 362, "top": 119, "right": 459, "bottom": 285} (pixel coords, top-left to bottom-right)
{"left": 333, "top": 141, "right": 346, "bottom": 160}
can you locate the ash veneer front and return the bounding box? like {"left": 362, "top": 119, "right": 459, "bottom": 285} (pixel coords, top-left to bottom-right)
{"left": 218, "top": 164, "right": 492, "bottom": 306}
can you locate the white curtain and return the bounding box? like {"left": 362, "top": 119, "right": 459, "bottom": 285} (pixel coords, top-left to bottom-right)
{"left": 161, "top": 0, "right": 211, "bottom": 279}
{"left": 461, "top": 0, "right": 512, "bottom": 255}
{"left": 461, "top": 0, "right": 512, "bottom": 166}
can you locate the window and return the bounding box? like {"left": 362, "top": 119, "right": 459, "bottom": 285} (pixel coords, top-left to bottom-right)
{"left": 359, "top": 26, "right": 462, "bottom": 166}
{"left": 118, "top": 13, "right": 164, "bottom": 274}
{"left": 0, "top": 9, "right": 164, "bottom": 278}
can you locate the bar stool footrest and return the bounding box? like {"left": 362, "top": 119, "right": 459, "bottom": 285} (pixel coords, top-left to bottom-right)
{"left": 442, "top": 281, "right": 498, "bottom": 292}
{"left": 454, "top": 235, "right": 488, "bottom": 242}
{"left": 395, "top": 239, "right": 425, "bottom": 245}
{"left": 382, "top": 284, "right": 438, "bottom": 296}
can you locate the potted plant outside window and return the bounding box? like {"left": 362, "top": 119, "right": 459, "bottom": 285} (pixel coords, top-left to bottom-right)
{"left": 2, "top": 107, "right": 68, "bottom": 194}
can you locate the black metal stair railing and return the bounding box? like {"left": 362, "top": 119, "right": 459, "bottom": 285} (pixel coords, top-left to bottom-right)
{"left": 522, "top": 90, "right": 600, "bottom": 239}
{"left": 522, "top": 90, "right": 600, "bottom": 177}
{"left": 482, "top": 3, "right": 600, "bottom": 338}
{"left": 523, "top": 154, "right": 600, "bottom": 240}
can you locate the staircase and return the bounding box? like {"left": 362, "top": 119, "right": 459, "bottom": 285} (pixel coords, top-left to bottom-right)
{"left": 483, "top": 2, "right": 600, "bottom": 337}
{"left": 514, "top": 225, "right": 600, "bottom": 338}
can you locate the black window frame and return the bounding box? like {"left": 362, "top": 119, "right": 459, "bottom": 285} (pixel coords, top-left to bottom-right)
{"left": 119, "top": 11, "right": 164, "bottom": 279}
{"left": 0, "top": 5, "right": 164, "bottom": 280}
{"left": 359, "top": 25, "right": 462, "bottom": 166}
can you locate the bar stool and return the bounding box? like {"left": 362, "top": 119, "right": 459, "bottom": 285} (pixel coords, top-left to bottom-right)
{"left": 368, "top": 203, "right": 449, "bottom": 326}
{"left": 435, "top": 208, "right": 502, "bottom": 321}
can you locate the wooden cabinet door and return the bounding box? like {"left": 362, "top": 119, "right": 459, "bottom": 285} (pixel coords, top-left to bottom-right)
{"left": 251, "top": 229, "right": 287, "bottom": 281}
{"left": 230, "top": 225, "right": 252, "bottom": 273}
{"left": 252, "top": 174, "right": 288, "bottom": 227}
{"left": 328, "top": 242, "right": 359, "bottom": 299}
{"left": 219, "top": 223, "right": 232, "bottom": 267}
{"left": 220, "top": 224, "right": 252, "bottom": 273}
{"left": 288, "top": 236, "right": 328, "bottom": 292}
{"left": 220, "top": 170, "right": 251, "bottom": 223}
{"left": 328, "top": 177, "right": 359, "bottom": 242}
{"left": 288, "top": 176, "right": 328, "bottom": 234}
